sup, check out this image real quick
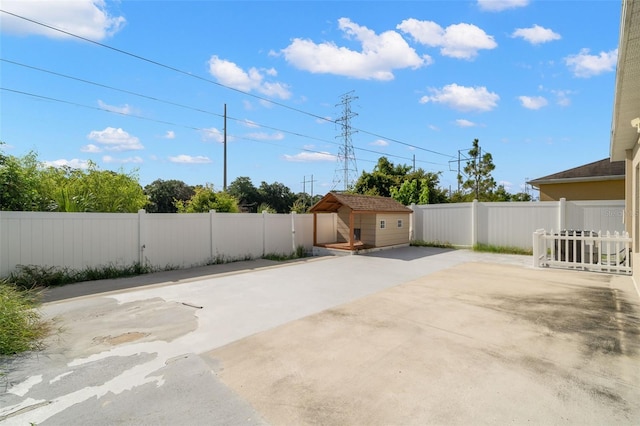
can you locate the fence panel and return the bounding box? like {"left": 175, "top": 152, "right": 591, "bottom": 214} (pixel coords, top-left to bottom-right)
{"left": 142, "top": 213, "right": 211, "bottom": 268}
{"left": 566, "top": 201, "right": 625, "bottom": 233}
{"left": 211, "top": 213, "right": 264, "bottom": 261}
{"left": 294, "top": 214, "right": 314, "bottom": 250}
{"left": 415, "top": 203, "right": 473, "bottom": 246}
{"left": 483, "top": 202, "right": 559, "bottom": 249}
{"left": 315, "top": 213, "right": 337, "bottom": 244}
{"left": 0, "top": 212, "right": 139, "bottom": 277}
{"left": 264, "top": 213, "right": 296, "bottom": 255}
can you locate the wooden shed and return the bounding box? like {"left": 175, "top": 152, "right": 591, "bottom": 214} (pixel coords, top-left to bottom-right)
{"left": 309, "top": 192, "right": 413, "bottom": 251}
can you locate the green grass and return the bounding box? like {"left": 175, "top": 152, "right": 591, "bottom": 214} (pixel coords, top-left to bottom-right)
{"left": 0, "top": 281, "right": 49, "bottom": 356}
{"left": 263, "top": 245, "right": 307, "bottom": 261}
{"left": 410, "top": 240, "right": 455, "bottom": 249}
{"left": 8, "top": 263, "right": 153, "bottom": 291}
{"left": 473, "top": 243, "right": 533, "bottom": 256}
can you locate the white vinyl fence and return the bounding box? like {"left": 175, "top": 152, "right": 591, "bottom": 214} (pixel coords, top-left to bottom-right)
{"left": 410, "top": 198, "right": 625, "bottom": 250}
{"left": 0, "top": 210, "right": 336, "bottom": 278}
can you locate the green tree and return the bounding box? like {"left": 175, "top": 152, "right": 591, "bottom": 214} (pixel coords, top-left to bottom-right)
{"left": 353, "top": 157, "right": 412, "bottom": 197}
{"left": 457, "top": 139, "right": 496, "bottom": 202}
{"left": 227, "top": 176, "right": 261, "bottom": 212}
{"left": 144, "top": 179, "right": 194, "bottom": 213}
{"left": 257, "top": 181, "right": 296, "bottom": 213}
{"left": 175, "top": 184, "right": 239, "bottom": 213}
{"left": 0, "top": 149, "right": 48, "bottom": 211}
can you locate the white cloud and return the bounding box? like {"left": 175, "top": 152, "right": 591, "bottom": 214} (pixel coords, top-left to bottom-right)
{"left": 164, "top": 130, "right": 175, "bottom": 139}
{"left": 201, "top": 127, "right": 224, "bottom": 143}
{"left": 428, "top": 124, "right": 440, "bottom": 131}
{"left": 370, "top": 139, "right": 389, "bottom": 147}
{"left": 283, "top": 152, "right": 336, "bottom": 162}
{"left": 102, "top": 155, "right": 143, "bottom": 164}
{"left": 397, "top": 19, "right": 497, "bottom": 60}
{"left": 511, "top": 25, "right": 561, "bottom": 45}
{"left": 420, "top": 83, "right": 499, "bottom": 112}
{"left": 98, "top": 100, "right": 133, "bottom": 115}
{"left": 43, "top": 158, "right": 90, "bottom": 169}
{"left": 242, "top": 119, "right": 260, "bottom": 128}
{"left": 208, "top": 56, "right": 291, "bottom": 99}
{"left": 552, "top": 89, "right": 572, "bottom": 107}
{"left": 518, "top": 95, "right": 548, "bottom": 110}
{"left": 246, "top": 132, "right": 285, "bottom": 141}
{"left": 87, "top": 127, "right": 143, "bottom": 151}
{"left": 478, "top": 0, "right": 529, "bottom": 12}
{"left": 455, "top": 119, "right": 477, "bottom": 127}
{"left": 168, "top": 155, "right": 212, "bottom": 164}
{"left": 565, "top": 48, "right": 618, "bottom": 78}
{"left": 282, "top": 17, "right": 428, "bottom": 80}
{"left": 0, "top": 0, "right": 125, "bottom": 40}
{"left": 80, "top": 144, "right": 102, "bottom": 153}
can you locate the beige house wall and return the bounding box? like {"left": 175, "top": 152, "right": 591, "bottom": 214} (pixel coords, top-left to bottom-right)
{"left": 630, "top": 146, "right": 640, "bottom": 282}
{"left": 374, "top": 213, "right": 411, "bottom": 247}
{"left": 538, "top": 180, "right": 625, "bottom": 201}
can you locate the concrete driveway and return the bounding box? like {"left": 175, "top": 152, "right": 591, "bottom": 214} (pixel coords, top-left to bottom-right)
{"left": 1, "top": 247, "right": 639, "bottom": 425}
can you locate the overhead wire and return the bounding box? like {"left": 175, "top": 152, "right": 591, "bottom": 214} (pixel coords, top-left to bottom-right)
{"left": 1, "top": 59, "right": 447, "bottom": 167}
{"left": 0, "top": 9, "right": 456, "bottom": 160}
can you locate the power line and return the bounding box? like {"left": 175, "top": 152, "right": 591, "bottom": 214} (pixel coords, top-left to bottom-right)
{"left": 0, "top": 10, "right": 456, "bottom": 160}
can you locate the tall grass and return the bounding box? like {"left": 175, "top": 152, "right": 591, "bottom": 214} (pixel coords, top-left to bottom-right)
{"left": 0, "top": 281, "right": 49, "bottom": 356}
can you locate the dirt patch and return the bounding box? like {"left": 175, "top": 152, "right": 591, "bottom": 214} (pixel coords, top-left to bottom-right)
{"left": 93, "top": 332, "right": 151, "bottom": 346}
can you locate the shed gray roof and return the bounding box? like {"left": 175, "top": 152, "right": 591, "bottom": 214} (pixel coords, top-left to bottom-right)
{"left": 309, "top": 192, "right": 413, "bottom": 213}
{"left": 527, "top": 158, "right": 624, "bottom": 186}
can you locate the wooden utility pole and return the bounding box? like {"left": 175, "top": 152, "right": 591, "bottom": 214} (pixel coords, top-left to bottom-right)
{"left": 223, "top": 103, "right": 227, "bottom": 191}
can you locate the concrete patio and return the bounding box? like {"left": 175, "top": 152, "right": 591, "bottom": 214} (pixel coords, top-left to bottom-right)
{"left": 1, "top": 247, "right": 639, "bottom": 425}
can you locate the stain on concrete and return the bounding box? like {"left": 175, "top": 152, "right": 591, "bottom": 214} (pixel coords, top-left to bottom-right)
{"left": 45, "top": 297, "right": 198, "bottom": 358}
{"left": 483, "top": 284, "right": 640, "bottom": 357}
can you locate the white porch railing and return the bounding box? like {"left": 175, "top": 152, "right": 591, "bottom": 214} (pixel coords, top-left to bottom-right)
{"left": 533, "top": 229, "right": 632, "bottom": 275}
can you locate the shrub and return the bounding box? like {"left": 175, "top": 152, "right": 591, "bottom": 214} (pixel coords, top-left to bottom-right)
{"left": 0, "top": 281, "right": 49, "bottom": 355}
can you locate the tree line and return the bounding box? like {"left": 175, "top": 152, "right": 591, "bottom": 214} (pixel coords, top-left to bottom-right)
{"left": 1, "top": 139, "right": 529, "bottom": 214}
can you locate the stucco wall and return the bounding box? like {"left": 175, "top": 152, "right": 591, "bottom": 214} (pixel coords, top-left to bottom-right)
{"left": 374, "top": 213, "right": 411, "bottom": 247}
{"left": 538, "top": 180, "right": 624, "bottom": 201}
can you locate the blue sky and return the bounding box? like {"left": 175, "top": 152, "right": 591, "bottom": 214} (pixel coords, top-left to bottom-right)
{"left": 0, "top": 0, "right": 622, "bottom": 198}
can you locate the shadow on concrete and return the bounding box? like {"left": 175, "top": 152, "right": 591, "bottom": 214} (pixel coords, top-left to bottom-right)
{"left": 361, "top": 245, "right": 454, "bottom": 261}
{"left": 42, "top": 257, "right": 330, "bottom": 303}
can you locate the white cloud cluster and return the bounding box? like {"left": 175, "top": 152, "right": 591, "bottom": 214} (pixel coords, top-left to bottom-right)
{"left": 283, "top": 152, "right": 336, "bottom": 162}
{"left": 420, "top": 84, "right": 499, "bottom": 112}
{"left": 511, "top": 25, "right": 561, "bottom": 45}
{"left": 102, "top": 155, "right": 143, "bottom": 164}
{"left": 246, "top": 131, "right": 285, "bottom": 141}
{"left": 282, "top": 18, "right": 427, "bottom": 81}
{"left": 85, "top": 127, "right": 143, "bottom": 152}
{"left": 164, "top": 131, "right": 176, "bottom": 139}
{"left": 455, "top": 119, "right": 477, "bottom": 128}
{"left": 564, "top": 48, "right": 618, "bottom": 78}
{"left": 201, "top": 127, "right": 225, "bottom": 143}
{"left": 208, "top": 56, "right": 291, "bottom": 99}
{"left": 477, "top": 0, "right": 530, "bottom": 12}
{"left": 98, "top": 100, "right": 133, "bottom": 115}
{"left": 0, "top": 0, "right": 125, "bottom": 40}
{"left": 168, "top": 155, "right": 212, "bottom": 164}
{"left": 397, "top": 19, "right": 497, "bottom": 60}
{"left": 370, "top": 139, "right": 389, "bottom": 147}
{"left": 43, "top": 158, "right": 90, "bottom": 169}
{"left": 518, "top": 95, "right": 548, "bottom": 110}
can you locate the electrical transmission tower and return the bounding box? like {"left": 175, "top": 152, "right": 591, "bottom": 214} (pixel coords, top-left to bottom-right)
{"left": 333, "top": 91, "right": 358, "bottom": 191}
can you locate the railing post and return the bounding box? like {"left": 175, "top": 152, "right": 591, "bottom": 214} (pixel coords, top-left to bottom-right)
{"left": 291, "top": 211, "right": 297, "bottom": 252}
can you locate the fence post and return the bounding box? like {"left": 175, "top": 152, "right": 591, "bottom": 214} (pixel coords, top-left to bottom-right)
{"left": 209, "top": 210, "right": 216, "bottom": 262}
{"left": 291, "top": 211, "right": 297, "bottom": 252}
{"left": 138, "top": 209, "right": 146, "bottom": 266}
{"left": 262, "top": 210, "right": 267, "bottom": 257}
{"left": 558, "top": 197, "right": 566, "bottom": 231}
{"left": 471, "top": 200, "right": 478, "bottom": 247}
{"left": 409, "top": 203, "right": 416, "bottom": 241}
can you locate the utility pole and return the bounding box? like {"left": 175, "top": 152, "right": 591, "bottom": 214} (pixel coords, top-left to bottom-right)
{"left": 333, "top": 91, "right": 358, "bottom": 191}
{"left": 223, "top": 103, "right": 227, "bottom": 191}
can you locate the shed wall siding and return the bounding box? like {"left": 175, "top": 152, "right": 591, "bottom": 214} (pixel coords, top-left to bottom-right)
{"left": 374, "top": 213, "right": 411, "bottom": 246}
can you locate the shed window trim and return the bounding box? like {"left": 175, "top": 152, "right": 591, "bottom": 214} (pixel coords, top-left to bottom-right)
{"left": 380, "top": 220, "right": 386, "bottom": 229}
